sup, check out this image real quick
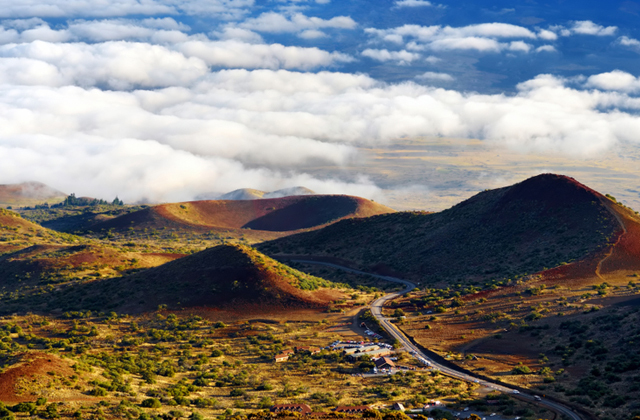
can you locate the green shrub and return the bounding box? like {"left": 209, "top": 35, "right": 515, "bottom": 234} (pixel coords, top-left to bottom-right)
{"left": 512, "top": 364, "right": 532, "bottom": 374}
{"left": 141, "top": 399, "right": 161, "bottom": 409}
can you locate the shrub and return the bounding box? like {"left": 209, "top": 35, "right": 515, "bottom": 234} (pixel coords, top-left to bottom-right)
{"left": 141, "top": 399, "right": 162, "bottom": 409}
{"left": 512, "top": 364, "right": 532, "bottom": 374}
{"left": 257, "top": 397, "right": 272, "bottom": 409}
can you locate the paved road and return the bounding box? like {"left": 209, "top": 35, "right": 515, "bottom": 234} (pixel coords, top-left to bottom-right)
{"left": 291, "top": 260, "right": 582, "bottom": 420}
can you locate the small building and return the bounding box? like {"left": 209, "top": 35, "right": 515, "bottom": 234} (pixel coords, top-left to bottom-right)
{"left": 281, "top": 349, "right": 295, "bottom": 355}
{"left": 374, "top": 356, "right": 396, "bottom": 370}
{"left": 296, "top": 346, "right": 321, "bottom": 354}
{"left": 271, "top": 404, "right": 312, "bottom": 414}
{"left": 274, "top": 353, "right": 290, "bottom": 362}
{"left": 334, "top": 406, "right": 371, "bottom": 414}
{"left": 392, "top": 403, "right": 405, "bottom": 412}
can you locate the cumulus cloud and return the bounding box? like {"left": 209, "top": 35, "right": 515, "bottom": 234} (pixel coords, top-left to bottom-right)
{"left": 617, "top": 36, "right": 640, "bottom": 51}
{"left": 585, "top": 70, "right": 640, "bottom": 93}
{"left": 361, "top": 48, "right": 420, "bottom": 64}
{"left": 557, "top": 20, "right": 618, "bottom": 36}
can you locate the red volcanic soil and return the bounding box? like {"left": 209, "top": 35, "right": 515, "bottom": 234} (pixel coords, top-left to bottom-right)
{"left": 540, "top": 194, "right": 640, "bottom": 282}
{"left": 43, "top": 244, "right": 345, "bottom": 314}
{"left": 599, "top": 201, "right": 640, "bottom": 273}
{"left": 90, "top": 195, "right": 395, "bottom": 234}
{"left": 0, "top": 352, "right": 80, "bottom": 403}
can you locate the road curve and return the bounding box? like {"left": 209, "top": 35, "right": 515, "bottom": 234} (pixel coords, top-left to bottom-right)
{"left": 291, "top": 260, "right": 582, "bottom": 420}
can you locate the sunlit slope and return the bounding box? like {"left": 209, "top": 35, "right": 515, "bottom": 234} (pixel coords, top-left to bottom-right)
{"left": 89, "top": 195, "right": 396, "bottom": 234}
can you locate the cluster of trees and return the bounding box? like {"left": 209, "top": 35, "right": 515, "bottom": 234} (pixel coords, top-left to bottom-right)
{"left": 53, "top": 193, "right": 124, "bottom": 207}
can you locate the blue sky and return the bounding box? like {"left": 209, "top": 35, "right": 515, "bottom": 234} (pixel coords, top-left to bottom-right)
{"left": 0, "top": 0, "right": 639, "bottom": 206}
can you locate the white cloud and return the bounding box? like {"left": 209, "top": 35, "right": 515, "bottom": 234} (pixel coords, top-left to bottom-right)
{"left": 0, "top": 38, "right": 353, "bottom": 88}
{"left": 361, "top": 48, "right": 420, "bottom": 64}
{"left": 0, "top": 0, "right": 255, "bottom": 19}
{"left": 508, "top": 41, "right": 532, "bottom": 52}
{"left": 366, "top": 23, "right": 539, "bottom": 54}
{"left": 537, "top": 29, "right": 558, "bottom": 41}
{"left": 0, "top": 41, "right": 210, "bottom": 89}
{"left": 177, "top": 40, "right": 354, "bottom": 70}
{"left": 3, "top": 59, "right": 640, "bottom": 202}
{"left": 585, "top": 70, "right": 640, "bottom": 93}
{"left": 565, "top": 20, "right": 618, "bottom": 36}
{"left": 298, "top": 29, "right": 326, "bottom": 39}
{"left": 535, "top": 45, "right": 556, "bottom": 53}
{"left": 428, "top": 36, "right": 502, "bottom": 52}
{"left": 394, "top": 0, "right": 436, "bottom": 7}
{"left": 235, "top": 11, "right": 356, "bottom": 34}
{"left": 617, "top": 36, "right": 640, "bottom": 50}
{"left": 416, "top": 71, "right": 454, "bottom": 82}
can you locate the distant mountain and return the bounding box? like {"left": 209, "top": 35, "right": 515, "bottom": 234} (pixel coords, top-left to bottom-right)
{"left": 200, "top": 186, "right": 316, "bottom": 201}
{"left": 263, "top": 187, "right": 315, "bottom": 199}
{"left": 217, "top": 188, "right": 266, "bottom": 200}
{"left": 261, "top": 174, "right": 631, "bottom": 282}
{"left": 0, "top": 181, "right": 66, "bottom": 207}
{"left": 18, "top": 244, "right": 344, "bottom": 313}
{"left": 86, "top": 195, "right": 396, "bottom": 240}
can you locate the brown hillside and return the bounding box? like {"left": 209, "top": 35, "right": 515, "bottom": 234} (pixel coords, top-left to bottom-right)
{"left": 261, "top": 174, "right": 623, "bottom": 282}
{"left": 19, "top": 244, "right": 344, "bottom": 314}
{"left": 89, "top": 195, "right": 395, "bottom": 235}
{"left": 0, "top": 352, "right": 85, "bottom": 403}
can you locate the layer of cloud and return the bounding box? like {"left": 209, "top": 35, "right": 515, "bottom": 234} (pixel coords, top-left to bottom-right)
{"left": 0, "top": 39, "right": 354, "bottom": 90}
{"left": 416, "top": 71, "right": 454, "bottom": 81}
{"left": 0, "top": 0, "right": 255, "bottom": 19}
{"left": 3, "top": 63, "right": 640, "bottom": 202}
{"left": 365, "top": 23, "right": 541, "bottom": 55}
{"left": 394, "top": 0, "right": 438, "bottom": 7}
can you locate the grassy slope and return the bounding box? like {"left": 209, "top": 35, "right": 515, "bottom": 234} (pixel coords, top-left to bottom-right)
{"left": 3, "top": 244, "right": 345, "bottom": 314}
{"left": 261, "top": 174, "right": 621, "bottom": 283}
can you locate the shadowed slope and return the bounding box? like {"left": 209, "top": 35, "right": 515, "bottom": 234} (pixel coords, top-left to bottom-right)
{"left": 261, "top": 174, "right": 623, "bottom": 282}
{"left": 15, "top": 244, "right": 343, "bottom": 314}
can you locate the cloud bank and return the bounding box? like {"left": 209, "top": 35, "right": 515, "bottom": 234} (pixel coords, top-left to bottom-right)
{"left": 0, "top": 5, "right": 638, "bottom": 205}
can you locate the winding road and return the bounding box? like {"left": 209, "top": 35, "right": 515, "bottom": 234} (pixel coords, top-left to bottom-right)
{"left": 291, "top": 260, "right": 582, "bottom": 420}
